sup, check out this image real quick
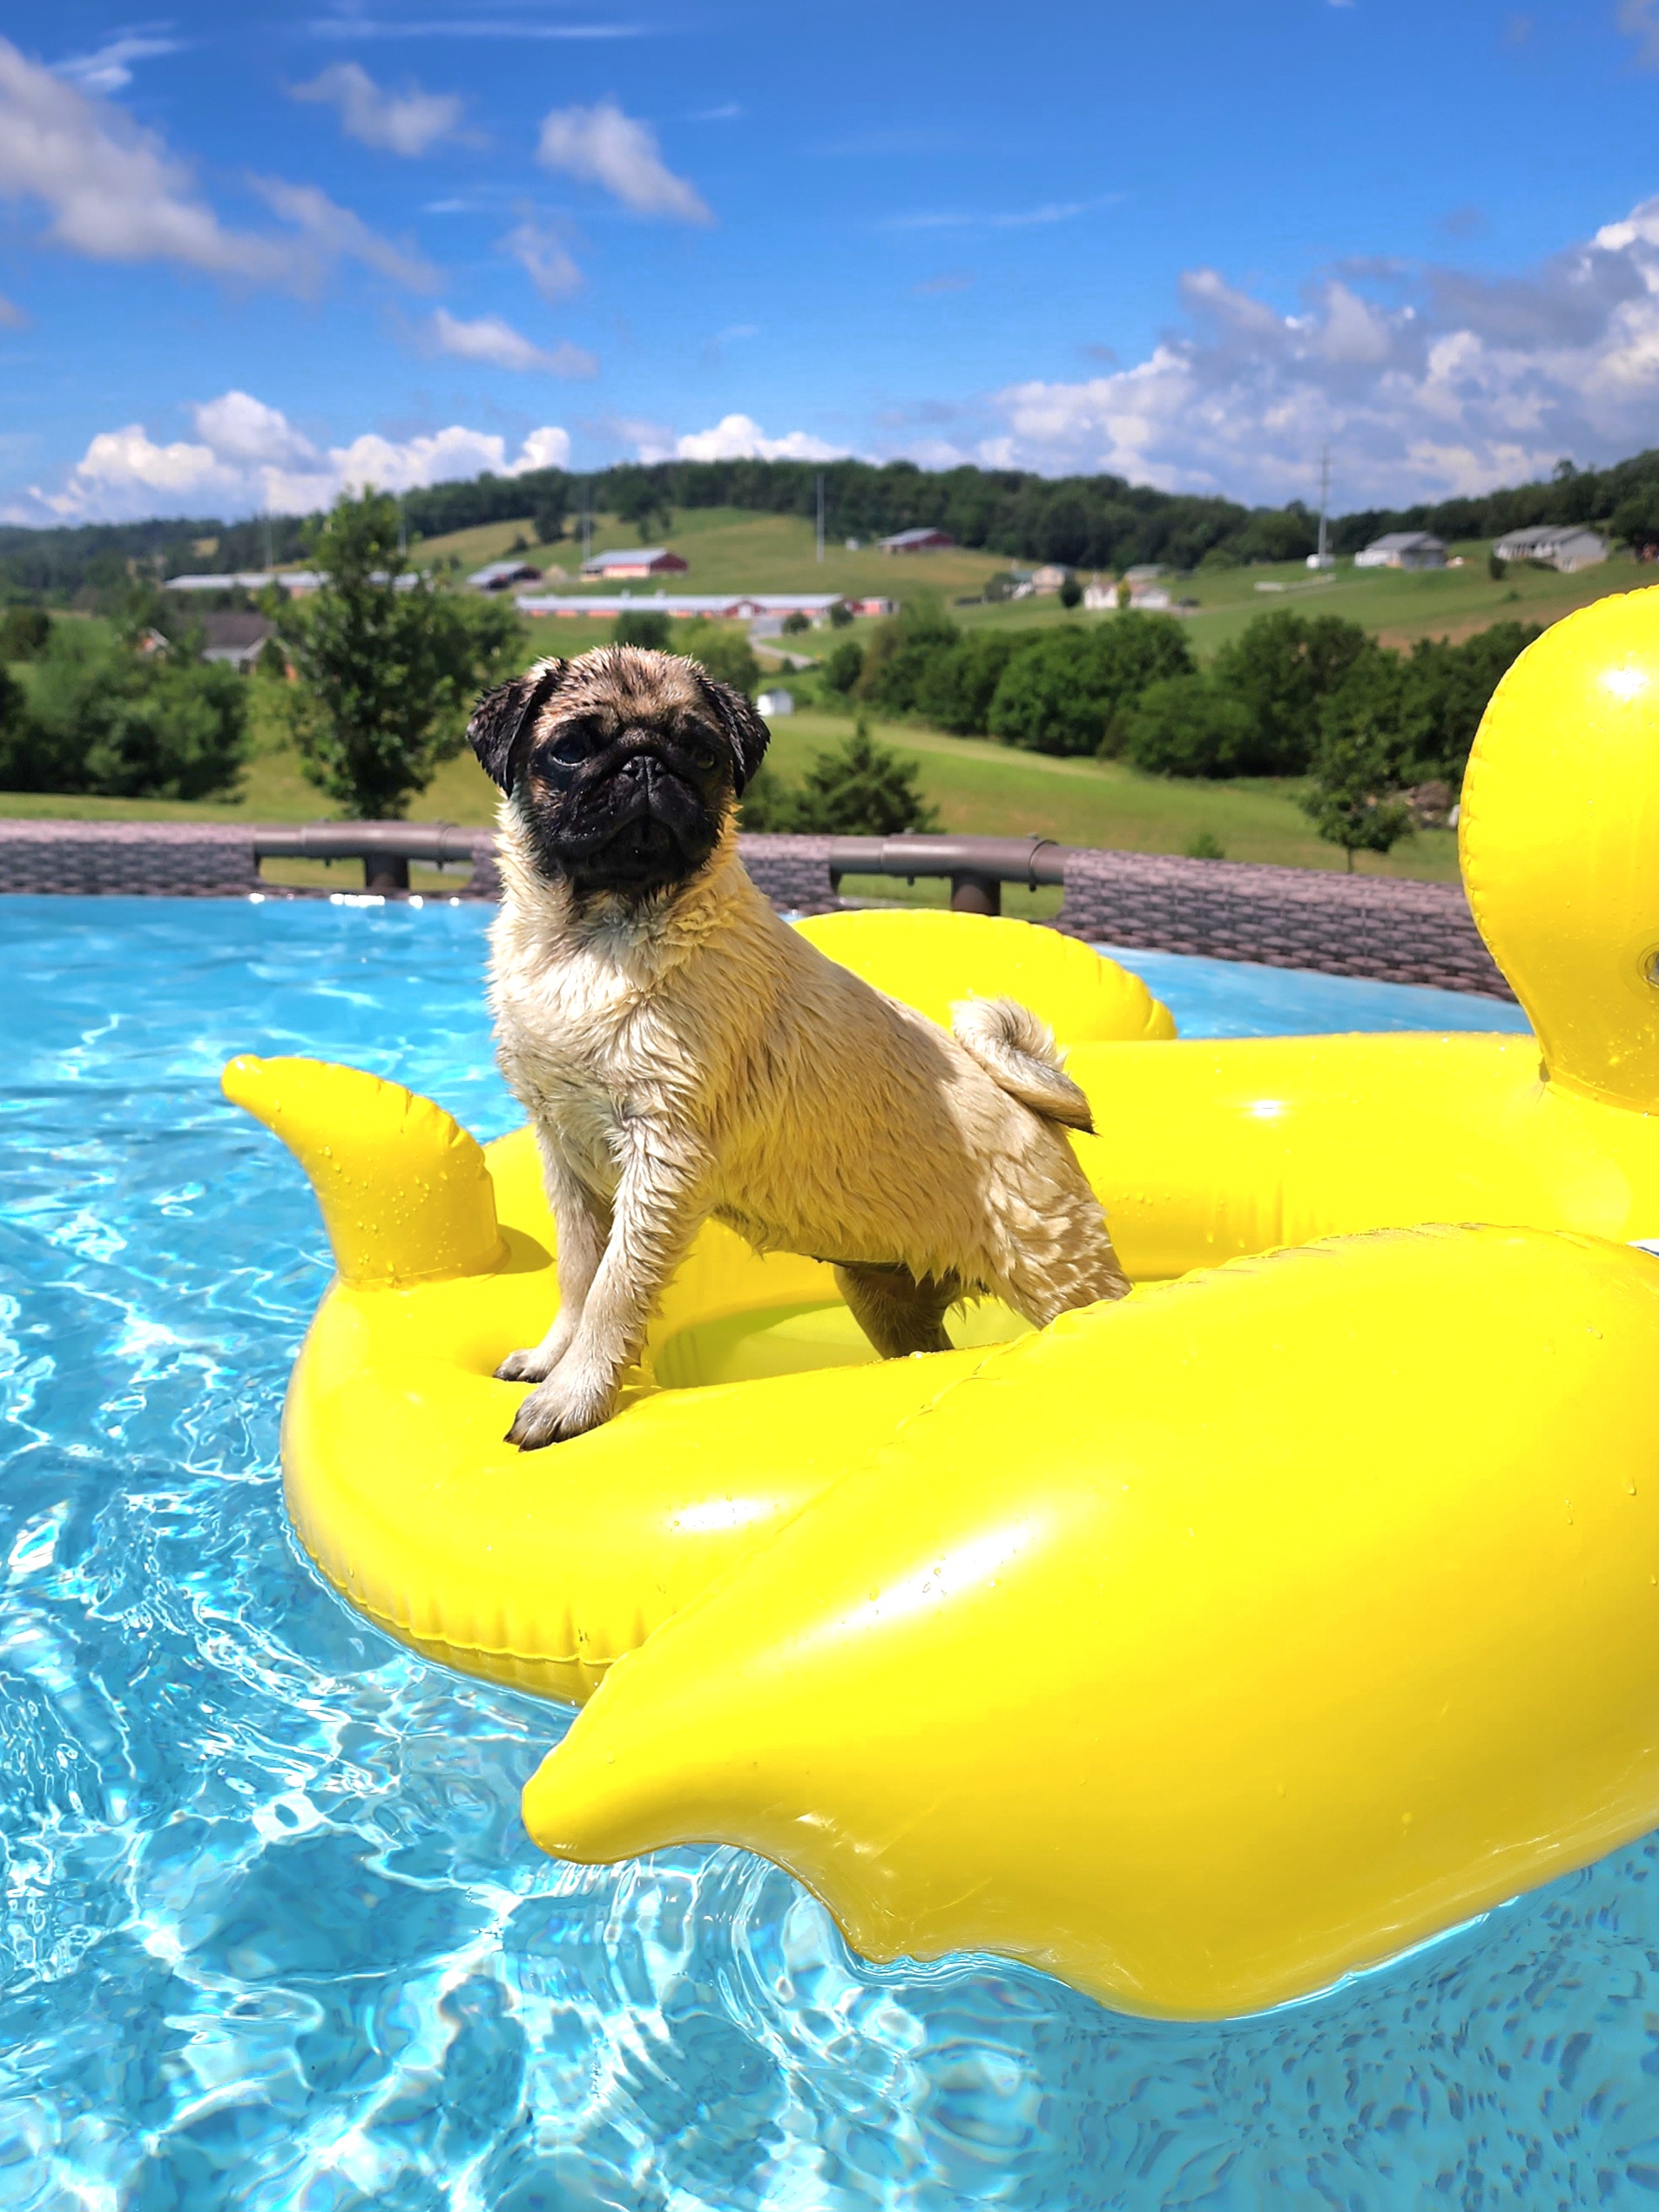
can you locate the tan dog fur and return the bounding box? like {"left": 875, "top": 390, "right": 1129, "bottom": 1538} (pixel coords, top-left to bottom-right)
{"left": 487, "top": 705, "right": 1130, "bottom": 1448}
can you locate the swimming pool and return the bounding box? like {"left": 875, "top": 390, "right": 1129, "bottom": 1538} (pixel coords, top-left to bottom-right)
{"left": 4, "top": 895, "right": 1655, "bottom": 2212}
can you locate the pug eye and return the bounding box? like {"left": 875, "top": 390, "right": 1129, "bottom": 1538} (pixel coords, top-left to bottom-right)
{"left": 685, "top": 732, "right": 720, "bottom": 770}
{"left": 542, "top": 719, "right": 603, "bottom": 767}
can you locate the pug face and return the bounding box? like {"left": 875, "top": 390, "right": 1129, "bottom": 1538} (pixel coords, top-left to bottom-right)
{"left": 468, "top": 646, "right": 769, "bottom": 900}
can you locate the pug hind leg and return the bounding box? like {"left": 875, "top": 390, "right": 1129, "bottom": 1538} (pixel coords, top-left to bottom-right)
{"left": 835, "top": 1262, "right": 961, "bottom": 1360}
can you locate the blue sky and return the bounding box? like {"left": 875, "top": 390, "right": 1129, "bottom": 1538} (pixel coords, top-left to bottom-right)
{"left": 3, "top": 1, "right": 1659, "bottom": 525}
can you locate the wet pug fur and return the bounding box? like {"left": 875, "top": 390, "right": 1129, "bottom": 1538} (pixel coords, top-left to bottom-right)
{"left": 468, "top": 644, "right": 1130, "bottom": 1450}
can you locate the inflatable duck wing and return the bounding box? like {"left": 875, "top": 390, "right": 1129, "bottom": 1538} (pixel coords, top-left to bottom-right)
{"left": 525, "top": 1222, "right": 1659, "bottom": 2020}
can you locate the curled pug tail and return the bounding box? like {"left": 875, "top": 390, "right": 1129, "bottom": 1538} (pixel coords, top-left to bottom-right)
{"left": 950, "top": 996, "right": 1096, "bottom": 1134}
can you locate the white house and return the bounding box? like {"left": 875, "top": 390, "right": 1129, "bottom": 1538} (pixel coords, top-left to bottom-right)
{"left": 756, "top": 690, "right": 795, "bottom": 717}
{"left": 1492, "top": 525, "right": 1610, "bottom": 573}
{"left": 1354, "top": 531, "right": 1446, "bottom": 571}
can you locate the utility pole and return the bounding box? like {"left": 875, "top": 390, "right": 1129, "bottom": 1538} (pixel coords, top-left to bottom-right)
{"left": 1315, "top": 446, "right": 1332, "bottom": 569}
{"left": 816, "top": 470, "right": 825, "bottom": 564}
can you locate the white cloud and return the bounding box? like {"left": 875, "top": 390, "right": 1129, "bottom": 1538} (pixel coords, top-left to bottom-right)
{"left": 654, "top": 413, "right": 845, "bottom": 463}
{"left": 427, "top": 309, "right": 597, "bottom": 376}
{"left": 55, "top": 35, "right": 184, "bottom": 94}
{"left": 885, "top": 199, "right": 1111, "bottom": 234}
{"left": 504, "top": 217, "right": 584, "bottom": 299}
{"left": 1619, "top": 0, "right": 1659, "bottom": 65}
{"left": 971, "top": 194, "right": 1659, "bottom": 503}
{"left": 291, "top": 62, "right": 466, "bottom": 156}
{"left": 0, "top": 36, "right": 433, "bottom": 293}
{"left": 250, "top": 176, "right": 438, "bottom": 290}
{"left": 536, "top": 99, "right": 710, "bottom": 222}
{"left": 3, "top": 394, "right": 573, "bottom": 523}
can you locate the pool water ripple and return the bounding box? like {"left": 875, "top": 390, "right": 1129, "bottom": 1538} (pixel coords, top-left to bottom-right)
{"left": 3, "top": 896, "right": 1656, "bottom": 2210}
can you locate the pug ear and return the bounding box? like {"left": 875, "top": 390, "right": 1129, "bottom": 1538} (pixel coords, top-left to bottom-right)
{"left": 700, "top": 678, "right": 771, "bottom": 794}
{"left": 467, "top": 661, "right": 569, "bottom": 791}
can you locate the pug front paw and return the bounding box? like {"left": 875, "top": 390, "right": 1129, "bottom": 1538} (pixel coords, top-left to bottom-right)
{"left": 504, "top": 1370, "right": 613, "bottom": 1450}
{"left": 495, "top": 1344, "right": 559, "bottom": 1384}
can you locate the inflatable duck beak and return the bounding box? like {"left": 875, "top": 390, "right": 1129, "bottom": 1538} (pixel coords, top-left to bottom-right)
{"left": 222, "top": 1055, "right": 507, "bottom": 1288}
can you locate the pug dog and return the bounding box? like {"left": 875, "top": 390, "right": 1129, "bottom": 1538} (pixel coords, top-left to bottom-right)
{"left": 467, "top": 644, "right": 1130, "bottom": 1449}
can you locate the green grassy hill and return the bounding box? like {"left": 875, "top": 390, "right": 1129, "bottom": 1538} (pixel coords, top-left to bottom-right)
{"left": 412, "top": 505, "right": 1014, "bottom": 602}
{"left": 411, "top": 503, "right": 1651, "bottom": 657}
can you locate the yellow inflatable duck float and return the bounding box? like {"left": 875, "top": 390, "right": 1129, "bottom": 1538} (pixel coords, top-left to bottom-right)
{"left": 228, "top": 589, "right": 1659, "bottom": 2021}
{"left": 224, "top": 913, "right": 1172, "bottom": 1703}
{"left": 1065, "top": 587, "right": 1659, "bottom": 1274}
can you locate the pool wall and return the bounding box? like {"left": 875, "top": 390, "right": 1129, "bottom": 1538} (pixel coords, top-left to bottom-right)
{"left": 0, "top": 819, "right": 1510, "bottom": 998}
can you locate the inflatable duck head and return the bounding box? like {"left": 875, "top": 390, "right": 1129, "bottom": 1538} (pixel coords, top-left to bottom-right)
{"left": 1462, "top": 586, "right": 1659, "bottom": 1112}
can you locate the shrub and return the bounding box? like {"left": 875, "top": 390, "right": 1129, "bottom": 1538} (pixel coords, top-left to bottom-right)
{"left": 679, "top": 619, "right": 760, "bottom": 697}
{"left": 1184, "top": 829, "right": 1225, "bottom": 859}
{"left": 821, "top": 637, "right": 865, "bottom": 694}
{"left": 1123, "top": 674, "right": 1258, "bottom": 777}
{"left": 0, "top": 606, "right": 51, "bottom": 661}
{"left": 988, "top": 614, "right": 1193, "bottom": 756}
{"left": 1058, "top": 574, "right": 1083, "bottom": 609}
{"left": 828, "top": 600, "right": 854, "bottom": 627}
{"left": 741, "top": 717, "right": 939, "bottom": 835}
{"left": 7, "top": 626, "right": 250, "bottom": 799}
{"left": 782, "top": 611, "right": 811, "bottom": 635}
{"left": 613, "top": 608, "right": 672, "bottom": 650}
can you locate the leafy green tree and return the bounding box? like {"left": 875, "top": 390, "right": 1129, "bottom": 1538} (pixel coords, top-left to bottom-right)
{"left": 1487, "top": 547, "right": 1507, "bottom": 581}
{"left": 278, "top": 490, "right": 522, "bottom": 817}
{"left": 914, "top": 629, "right": 1024, "bottom": 735}
{"left": 0, "top": 663, "right": 37, "bottom": 788}
{"left": 613, "top": 608, "right": 672, "bottom": 650}
{"left": 0, "top": 606, "right": 51, "bottom": 661}
{"left": 988, "top": 614, "right": 1193, "bottom": 756}
{"left": 1393, "top": 622, "right": 1541, "bottom": 786}
{"left": 6, "top": 622, "right": 248, "bottom": 799}
{"left": 679, "top": 618, "right": 759, "bottom": 696}
{"left": 1611, "top": 485, "right": 1659, "bottom": 557}
{"left": 821, "top": 637, "right": 865, "bottom": 694}
{"left": 1208, "top": 611, "right": 1371, "bottom": 774}
{"left": 741, "top": 716, "right": 939, "bottom": 835}
{"left": 828, "top": 600, "right": 854, "bottom": 628}
{"left": 1058, "top": 573, "right": 1083, "bottom": 610}
{"left": 782, "top": 611, "right": 811, "bottom": 635}
{"left": 1123, "top": 674, "right": 1258, "bottom": 777}
{"left": 857, "top": 600, "right": 961, "bottom": 713}
{"left": 1301, "top": 690, "right": 1414, "bottom": 870}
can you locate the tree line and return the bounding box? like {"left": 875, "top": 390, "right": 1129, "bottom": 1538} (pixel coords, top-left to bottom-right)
{"left": 13, "top": 435, "right": 1659, "bottom": 610}
{"left": 818, "top": 602, "right": 1539, "bottom": 864}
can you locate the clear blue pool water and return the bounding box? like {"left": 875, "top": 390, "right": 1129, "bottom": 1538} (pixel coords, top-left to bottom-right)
{"left": 2, "top": 894, "right": 1654, "bottom": 2212}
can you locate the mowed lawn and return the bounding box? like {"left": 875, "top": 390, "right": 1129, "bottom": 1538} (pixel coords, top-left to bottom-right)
{"left": 0, "top": 686, "right": 1460, "bottom": 891}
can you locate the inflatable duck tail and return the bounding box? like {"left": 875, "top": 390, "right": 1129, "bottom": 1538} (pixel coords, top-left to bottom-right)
{"left": 222, "top": 1055, "right": 507, "bottom": 1288}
